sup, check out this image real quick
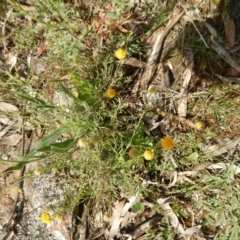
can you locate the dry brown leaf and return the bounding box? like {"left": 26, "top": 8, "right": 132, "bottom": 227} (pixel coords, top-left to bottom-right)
{"left": 133, "top": 11, "right": 184, "bottom": 94}
{"left": 93, "top": 18, "right": 100, "bottom": 30}
{"left": 0, "top": 134, "right": 22, "bottom": 146}
{"left": 0, "top": 102, "right": 19, "bottom": 112}
{"left": 117, "top": 24, "right": 130, "bottom": 33}
{"left": 105, "top": 3, "right": 112, "bottom": 10}
{"left": 119, "top": 57, "right": 145, "bottom": 68}
{"left": 36, "top": 124, "right": 42, "bottom": 138}
{"left": 204, "top": 22, "right": 240, "bottom": 73}
{"left": 230, "top": 67, "right": 239, "bottom": 77}
{"left": 5, "top": 52, "right": 17, "bottom": 71}
{"left": 223, "top": 14, "right": 235, "bottom": 48}
{"left": 45, "top": 83, "right": 53, "bottom": 100}
{"left": 157, "top": 197, "right": 185, "bottom": 235}
{"left": 166, "top": 171, "right": 178, "bottom": 188}
{"left": 177, "top": 59, "right": 194, "bottom": 118}
{"left": 0, "top": 125, "right": 13, "bottom": 138}
{"left": 60, "top": 74, "right": 71, "bottom": 80}
{"left": 203, "top": 137, "right": 240, "bottom": 157}
{"left": 0, "top": 115, "right": 15, "bottom": 125}
{"left": 120, "top": 211, "right": 131, "bottom": 228}
{"left": 185, "top": 226, "right": 201, "bottom": 235}
{"left": 143, "top": 27, "right": 164, "bottom": 51}
{"left": 203, "top": 22, "right": 218, "bottom": 38}
{"left": 206, "top": 162, "right": 240, "bottom": 174}
{"left": 20, "top": 4, "right": 37, "bottom": 13}
{"left": 127, "top": 216, "right": 161, "bottom": 239}
{"left": 108, "top": 199, "right": 126, "bottom": 238}
{"left": 108, "top": 194, "right": 140, "bottom": 238}
{"left": 215, "top": 74, "right": 240, "bottom": 83}
{"left": 0, "top": 103, "right": 21, "bottom": 138}
{"left": 193, "top": 162, "right": 212, "bottom": 171}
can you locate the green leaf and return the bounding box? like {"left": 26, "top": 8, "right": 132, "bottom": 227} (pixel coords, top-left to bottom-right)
{"left": 51, "top": 138, "right": 75, "bottom": 153}
{"left": 27, "top": 126, "right": 68, "bottom": 156}
{"left": 36, "top": 105, "right": 56, "bottom": 109}
{"left": 2, "top": 129, "right": 69, "bottom": 172}
{"left": 131, "top": 202, "right": 145, "bottom": 213}
{"left": 3, "top": 153, "right": 57, "bottom": 173}
{"left": 36, "top": 146, "right": 51, "bottom": 152}
{"left": 152, "top": 204, "right": 160, "bottom": 214}
{"left": 51, "top": 146, "right": 69, "bottom": 153}
{"left": 18, "top": 93, "right": 46, "bottom": 105}
{"left": 3, "top": 161, "right": 31, "bottom": 173}
{"left": 187, "top": 152, "right": 199, "bottom": 162}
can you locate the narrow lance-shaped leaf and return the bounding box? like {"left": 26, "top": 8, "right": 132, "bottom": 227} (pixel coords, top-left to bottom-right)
{"left": 27, "top": 126, "right": 68, "bottom": 156}
{"left": 3, "top": 161, "right": 30, "bottom": 173}
{"left": 18, "top": 93, "right": 46, "bottom": 105}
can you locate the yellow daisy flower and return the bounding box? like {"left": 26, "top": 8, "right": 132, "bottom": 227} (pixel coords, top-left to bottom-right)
{"left": 55, "top": 214, "right": 61, "bottom": 221}
{"left": 161, "top": 136, "right": 175, "bottom": 150}
{"left": 114, "top": 48, "right": 127, "bottom": 60}
{"left": 118, "top": 155, "right": 124, "bottom": 161}
{"left": 38, "top": 212, "right": 52, "bottom": 224}
{"left": 143, "top": 150, "right": 154, "bottom": 160}
{"left": 106, "top": 88, "right": 116, "bottom": 98}
{"left": 195, "top": 121, "right": 203, "bottom": 130}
